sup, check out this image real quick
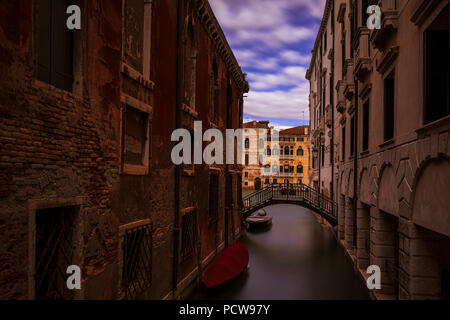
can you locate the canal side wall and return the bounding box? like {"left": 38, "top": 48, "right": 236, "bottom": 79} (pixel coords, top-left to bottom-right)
{"left": 308, "top": 0, "right": 450, "bottom": 300}
{"left": 0, "top": 0, "right": 248, "bottom": 300}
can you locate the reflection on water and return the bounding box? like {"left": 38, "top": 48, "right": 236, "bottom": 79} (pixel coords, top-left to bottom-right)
{"left": 192, "top": 204, "right": 370, "bottom": 300}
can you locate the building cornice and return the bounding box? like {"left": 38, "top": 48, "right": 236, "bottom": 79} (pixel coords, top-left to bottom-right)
{"left": 193, "top": 0, "right": 249, "bottom": 93}
{"left": 306, "top": 0, "right": 333, "bottom": 80}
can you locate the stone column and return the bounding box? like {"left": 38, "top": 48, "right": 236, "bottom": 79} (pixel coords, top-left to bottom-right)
{"left": 338, "top": 195, "right": 345, "bottom": 241}
{"left": 398, "top": 219, "right": 442, "bottom": 299}
{"left": 356, "top": 201, "right": 370, "bottom": 269}
{"left": 345, "top": 196, "right": 355, "bottom": 251}
{"left": 370, "top": 207, "right": 398, "bottom": 298}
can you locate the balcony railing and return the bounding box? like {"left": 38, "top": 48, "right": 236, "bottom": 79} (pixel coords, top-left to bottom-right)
{"left": 279, "top": 154, "right": 295, "bottom": 160}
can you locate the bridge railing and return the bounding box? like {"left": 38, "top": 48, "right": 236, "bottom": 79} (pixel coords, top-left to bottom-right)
{"left": 243, "top": 183, "right": 337, "bottom": 220}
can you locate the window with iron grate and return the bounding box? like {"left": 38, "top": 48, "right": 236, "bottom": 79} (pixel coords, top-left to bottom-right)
{"left": 121, "top": 223, "right": 152, "bottom": 299}
{"left": 35, "top": 206, "right": 79, "bottom": 300}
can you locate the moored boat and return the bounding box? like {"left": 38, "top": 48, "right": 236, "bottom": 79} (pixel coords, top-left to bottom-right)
{"left": 203, "top": 242, "right": 249, "bottom": 289}
{"left": 246, "top": 209, "right": 273, "bottom": 228}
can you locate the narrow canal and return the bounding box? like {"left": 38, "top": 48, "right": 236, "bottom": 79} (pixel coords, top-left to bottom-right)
{"left": 192, "top": 204, "right": 370, "bottom": 300}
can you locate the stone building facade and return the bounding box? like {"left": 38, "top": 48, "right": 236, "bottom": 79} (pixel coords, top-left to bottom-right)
{"left": 307, "top": 0, "right": 450, "bottom": 299}
{"left": 242, "top": 121, "right": 273, "bottom": 190}
{"left": 276, "top": 126, "right": 310, "bottom": 186}
{"left": 0, "top": 0, "right": 248, "bottom": 300}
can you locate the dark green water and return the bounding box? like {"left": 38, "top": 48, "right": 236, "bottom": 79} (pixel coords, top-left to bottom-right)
{"left": 192, "top": 204, "right": 370, "bottom": 300}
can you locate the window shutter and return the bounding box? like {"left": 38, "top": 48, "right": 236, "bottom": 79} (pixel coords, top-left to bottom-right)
{"left": 37, "top": 0, "right": 52, "bottom": 83}
{"left": 51, "top": 0, "right": 74, "bottom": 91}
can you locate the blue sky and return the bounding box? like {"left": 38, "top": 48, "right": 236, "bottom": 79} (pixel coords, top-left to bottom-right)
{"left": 209, "top": 0, "right": 326, "bottom": 130}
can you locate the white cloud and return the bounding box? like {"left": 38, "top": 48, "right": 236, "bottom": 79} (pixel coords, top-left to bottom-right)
{"left": 244, "top": 81, "right": 310, "bottom": 121}
{"left": 278, "top": 50, "right": 311, "bottom": 65}
{"left": 209, "top": 0, "right": 325, "bottom": 121}
{"left": 210, "top": 0, "right": 322, "bottom": 48}
{"left": 247, "top": 65, "right": 307, "bottom": 90}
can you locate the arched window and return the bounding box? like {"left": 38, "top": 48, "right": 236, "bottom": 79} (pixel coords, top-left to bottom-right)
{"left": 245, "top": 138, "right": 250, "bottom": 149}
{"left": 297, "top": 147, "right": 304, "bottom": 156}
{"left": 284, "top": 146, "right": 289, "bottom": 155}
{"left": 297, "top": 165, "right": 304, "bottom": 174}
{"left": 290, "top": 146, "right": 294, "bottom": 155}
{"left": 266, "top": 146, "right": 271, "bottom": 156}
{"left": 272, "top": 145, "right": 279, "bottom": 156}
{"left": 272, "top": 163, "right": 279, "bottom": 174}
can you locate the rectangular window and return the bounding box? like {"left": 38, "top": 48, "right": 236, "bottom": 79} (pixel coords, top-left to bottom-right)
{"left": 342, "top": 126, "right": 346, "bottom": 160}
{"left": 123, "top": 105, "right": 150, "bottom": 173}
{"left": 384, "top": 71, "right": 395, "bottom": 141}
{"left": 362, "top": 0, "right": 369, "bottom": 26}
{"left": 245, "top": 154, "right": 249, "bottom": 166}
{"left": 321, "top": 145, "right": 325, "bottom": 167}
{"left": 209, "top": 174, "right": 219, "bottom": 223}
{"left": 350, "top": 116, "right": 355, "bottom": 156}
{"left": 37, "top": 0, "right": 74, "bottom": 91}
{"left": 424, "top": 6, "right": 449, "bottom": 124}
{"left": 35, "top": 206, "right": 79, "bottom": 300}
{"left": 121, "top": 223, "right": 152, "bottom": 299}
{"left": 181, "top": 210, "right": 197, "bottom": 261}
{"left": 363, "top": 101, "right": 370, "bottom": 151}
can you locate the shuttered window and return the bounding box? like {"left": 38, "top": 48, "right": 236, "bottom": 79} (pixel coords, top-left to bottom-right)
{"left": 37, "top": 0, "right": 74, "bottom": 91}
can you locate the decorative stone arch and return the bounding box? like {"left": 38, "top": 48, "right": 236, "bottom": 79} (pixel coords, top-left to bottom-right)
{"left": 411, "top": 157, "right": 450, "bottom": 237}
{"left": 358, "top": 168, "right": 371, "bottom": 205}
{"left": 377, "top": 163, "right": 399, "bottom": 217}
{"left": 340, "top": 170, "right": 346, "bottom": 196}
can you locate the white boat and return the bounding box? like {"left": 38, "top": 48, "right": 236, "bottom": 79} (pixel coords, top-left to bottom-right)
{"left": 246, "top": 209, "right": 273, "bottom": 227}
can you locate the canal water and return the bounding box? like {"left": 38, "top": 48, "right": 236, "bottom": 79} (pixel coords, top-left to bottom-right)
{"left": 192, "top": 204, "right": 370, "bottom": 300}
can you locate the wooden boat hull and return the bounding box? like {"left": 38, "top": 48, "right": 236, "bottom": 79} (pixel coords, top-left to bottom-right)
{"left": 203, "top": 242, "right": 249, "bottom": 289}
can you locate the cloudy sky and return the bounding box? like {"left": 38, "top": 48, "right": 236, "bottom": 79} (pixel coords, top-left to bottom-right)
{"left": 209, "top": 0, "right": 326, "bottom": 130}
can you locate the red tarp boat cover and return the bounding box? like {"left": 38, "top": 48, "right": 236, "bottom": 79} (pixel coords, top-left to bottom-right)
{"left": 203, "top": 242, "right": 249, "bottom": 289}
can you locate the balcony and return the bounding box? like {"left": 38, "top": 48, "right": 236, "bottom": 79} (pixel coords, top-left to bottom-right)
{"left": 335, "top": 80, "right": 346, "bottom": 114}
{"left": 370, "top": 0, "right": 399, "bottom": 51}
{"left": 343, "top": 59, "right": 355, "bottom": 100}
{"left": 280, "top": 154, "right": 295, "bottom": 160}
{"left": 275, "top": 172, "right": 304, "bottom": 178}
{"left": 354, "top": 27, "right": 372, "bottom": 80}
